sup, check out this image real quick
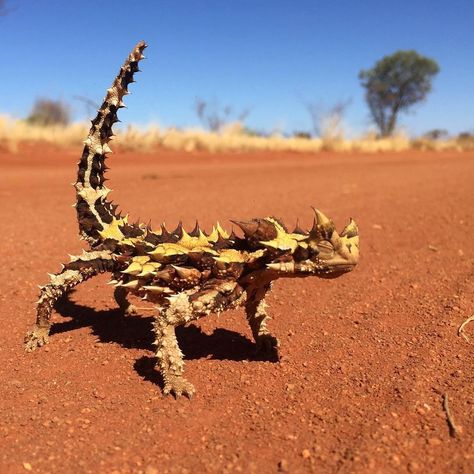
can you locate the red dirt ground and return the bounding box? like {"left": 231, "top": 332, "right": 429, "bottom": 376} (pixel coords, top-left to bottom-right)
{"left": 0, "top": 146, "right": 473, "bottom": 473}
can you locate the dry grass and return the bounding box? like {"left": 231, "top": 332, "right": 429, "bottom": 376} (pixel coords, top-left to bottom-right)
{"left": 0, "top": 115, "right": 472, "bottom": 154}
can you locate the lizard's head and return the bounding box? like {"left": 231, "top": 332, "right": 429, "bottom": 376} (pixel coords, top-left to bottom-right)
{"left": 263, "top": 209, "right": 359, "bottom": 279}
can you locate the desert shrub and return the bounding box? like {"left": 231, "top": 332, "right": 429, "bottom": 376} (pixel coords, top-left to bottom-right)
{"left": 305, "top": 100, "right": 350, "bottom": 140}
{"left": 26, "top": 98, "right": 71, "bottom": 126}
{"left": 194, "top": 97, "right": 251, "bottom": 132}
{"left": 293, "top": 131, "right": 312, "bottom": 139}
{"left": 423, "top": 129, "right": 449, "bottom": 140}
{"left": 456, "top": 131, "right": 474, "bottom": 149}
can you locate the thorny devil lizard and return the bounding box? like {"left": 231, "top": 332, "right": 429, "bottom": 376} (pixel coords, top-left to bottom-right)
{"left": 25, "top": 41, "right": 359, "bottom": 398}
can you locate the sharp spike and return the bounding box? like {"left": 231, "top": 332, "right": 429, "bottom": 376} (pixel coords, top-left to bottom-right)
{"left": 153, "top": 269, "right": 174, "bottom": 283}
{"left": 231, "top": 220, "right": 259, "bottom": 236}
{"left": 102, "top": 143, "right": 113, "bottom": 154}
{"left": 189, "top": 220, "right": 201, "bottom": 237}
{"left": 119, "top": 280, "right": 140, "bottom": 289}
{"left": 293, "top": 219, "right": 305, "bottom": 234}
{"left": 309, "top": 207, "right": 335, "bottom": 239}
{"left": 312, "top": 207, "right": 331, "bottom": 226}
{"left": 143, "top": 286, "right": 174, "bottom": 294}
{"left": 172, "top": 221, "right": 184, "bottom": 237}
{"left": 340, "top": 218, "right": 359, "bottom": 238}
{"left": 266, "top": 261, "right": 295, "bottom": 273}
{"left": 171, "top": 265, "right": 201, "bottom": 280}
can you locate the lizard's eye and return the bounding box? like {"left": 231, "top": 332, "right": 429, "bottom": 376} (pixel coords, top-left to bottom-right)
{"left": 317, "top": 240, "right": 334, "bottom": 259}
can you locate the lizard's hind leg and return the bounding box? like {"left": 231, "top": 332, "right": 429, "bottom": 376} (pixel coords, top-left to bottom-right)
{"left": 25, "top": 250, "right": 114, "bottom": 352}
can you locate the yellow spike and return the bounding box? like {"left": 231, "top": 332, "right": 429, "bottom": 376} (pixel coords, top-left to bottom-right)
{"left": 213, "top": 249, "right": 247, "bottom": 263}
{"left": 148, "top": 243, "right": 189, "bottom": 259}
{"left": 136, "top": 262, "right": 161, "bottom": 277}
{"left": 176, "top": 228, "right": 209, "bottom": 249}
{"left": 216, "top": 221, "right": 230, "bottom": 239}
{"left": 340, "top": 218, "right": 358, "bottom": 238}
{"left": 121, "top": 261, "right": 143, "bottom": 275}
{"left": 98, "top": 216, "right": 126, "bottom": 241}
{"left": 266, "top": 262, "right": 295, "bottom": 273}
{"left": 119, "top": 280, "right": 140, "bottom": 289}
{"left": 189, "top": 246, "right": 219, "bottom": 255}
{"left": 207, "top": 226, "right": 219, "bottom": 243}
{"left": 259, "top": 220, "right": 306, "bottom": 253}
{"left": 132, "top": 256, "right": 151, "bottom": 264}
{"left": 102, "top": 143, "right": 113, "bottom": 154}
{"left": 143, "top": 286, "right": 174, "bottom": 294}
{"left": 171, "top": 265, "right": 201, "bottom": 280}
{"left": 313, "top": 208, "right": 332, "bottom": 226}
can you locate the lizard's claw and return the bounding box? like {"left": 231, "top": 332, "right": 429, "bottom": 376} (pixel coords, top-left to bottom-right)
{"left": 124, "top": 304, "right": 137, "bottom": 316}
{"left": 256, "top": 334, "right": 280, "bottom": 360}
{"left": 24, "top": 326, "right": 50, "bottom": 352}
{"left": 163, "top": 375, "right": 195, "bottom": 399}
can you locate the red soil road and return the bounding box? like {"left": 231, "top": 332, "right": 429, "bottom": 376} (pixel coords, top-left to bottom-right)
{"left": 0, "top": 146, "right": 473, "bottom": 473}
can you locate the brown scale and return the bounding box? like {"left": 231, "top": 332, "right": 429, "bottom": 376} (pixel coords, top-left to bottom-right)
{"left": 186, "top": 252, "right": 218, "bottom": 271}
{"left": 211, "top": 261, "right": 244, "bottom": 279}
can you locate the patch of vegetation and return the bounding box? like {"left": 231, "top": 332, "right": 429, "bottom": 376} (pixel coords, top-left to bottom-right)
{"left": 360, "top": 51, "right": 439, "bottom": 137}
{"left": 26, "top": 98, "right": 71, "bottom": 126}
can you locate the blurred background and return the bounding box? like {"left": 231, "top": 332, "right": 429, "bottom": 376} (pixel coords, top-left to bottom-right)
{"left": 0, "top": 0, "right": 473, "bottom": 151}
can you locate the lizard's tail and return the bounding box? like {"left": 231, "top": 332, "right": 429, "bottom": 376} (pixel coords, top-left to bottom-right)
{"left": 74, "top": 41, "right": 147, "bottom": 246}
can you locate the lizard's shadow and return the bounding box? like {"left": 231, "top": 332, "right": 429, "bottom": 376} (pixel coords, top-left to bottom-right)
{"left": 53, "top": 292, "right": 277, "bottom": 380}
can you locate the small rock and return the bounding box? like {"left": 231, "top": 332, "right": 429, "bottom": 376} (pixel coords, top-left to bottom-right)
{"left": 278, "top": 459, "right": 289, "bottom": 472}
{"left": 408, "top": 461, "right": 420, "bottom": 472}
{"left": 93, "top": 390, "right": 106, "bottom": 400}
{"left": 428, "top": 437, "right": 442, "bottom": 446}
{"left": 145, "top": 466, "right": 159, "bottom": 474}
{"left": 23, "top": 463, "right": 32, "bottom": 471}
{"left": 302, "top": 449, "right": 311, "bottom": 459}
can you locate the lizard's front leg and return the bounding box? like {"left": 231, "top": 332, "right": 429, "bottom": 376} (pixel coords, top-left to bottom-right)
{"left": 153, "top": 292, "right": 202, "bottom": 398}
{"left": 153, "top": 317, "right": 195, "bottom": 398}
{"left": 153, "top": 281, "right": 245, "bottom": 397}
{"left": 245, "top": 283, "right": 280, "bottom": 358}
{"left": 25, "top": 250, "right": 114, "bottom": 352}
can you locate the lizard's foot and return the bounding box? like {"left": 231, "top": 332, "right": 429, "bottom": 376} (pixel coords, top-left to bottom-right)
{"left": 24, "top": 326, "right": 50, "bottom": 352}
{"left": 256, "top": 334, "right": 280, "bottom": 360}
{"left": 124, "top": 304, "right": 137, "bottom": 316}
{"left": 163, "top": 375, "right": 195, "bottom": 399}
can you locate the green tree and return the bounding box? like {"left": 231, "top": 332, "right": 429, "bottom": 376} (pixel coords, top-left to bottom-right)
{"left": 359, "top": 50, "right": 439, "bottom": 137}
{"left": 26, "top": 98, "right": 71, "bottom": 126}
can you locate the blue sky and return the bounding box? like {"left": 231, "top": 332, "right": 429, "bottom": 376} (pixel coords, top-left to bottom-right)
{"left": 1, "top": 0, "right": 473, "bottom": 136}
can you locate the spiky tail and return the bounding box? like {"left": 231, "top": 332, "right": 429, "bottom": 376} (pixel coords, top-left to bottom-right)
{"left": 74, "top": 41, "right": 147, "bottom": 246}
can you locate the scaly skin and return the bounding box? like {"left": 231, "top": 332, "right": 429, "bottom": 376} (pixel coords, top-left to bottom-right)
{"left": 25, "top": 41, "right": 360, "bottom": 398}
